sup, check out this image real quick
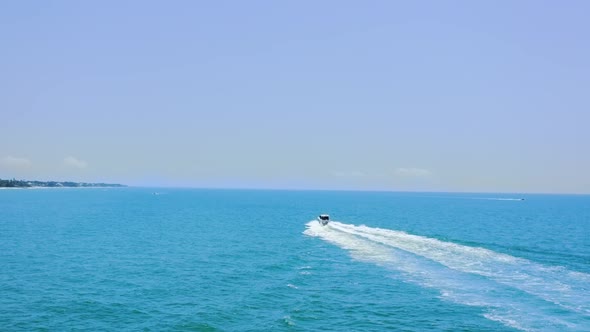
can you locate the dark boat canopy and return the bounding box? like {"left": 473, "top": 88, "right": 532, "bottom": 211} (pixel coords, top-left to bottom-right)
{"left": 319, "top": 214, "right": 330, "bottom": 221}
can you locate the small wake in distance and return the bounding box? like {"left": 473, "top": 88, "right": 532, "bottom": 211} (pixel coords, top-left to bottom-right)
{"left": 304, "top": 220, "right": 590, "bottom": 331}
{"left": 473, "top": 197, "right": 525, "bottom": 201}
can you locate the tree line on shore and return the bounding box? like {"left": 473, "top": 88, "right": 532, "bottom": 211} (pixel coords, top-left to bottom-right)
{"left": 0, "top": 178, "right": 126, "bottom": 188}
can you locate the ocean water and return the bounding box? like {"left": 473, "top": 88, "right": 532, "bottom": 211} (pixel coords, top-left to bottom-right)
{"left": 1, "top": 188, "right": 589, "bottom": 331}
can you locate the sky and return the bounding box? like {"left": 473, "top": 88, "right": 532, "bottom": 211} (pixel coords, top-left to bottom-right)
{"left": 1, "top": 1, "right": 589, "bottom": 193}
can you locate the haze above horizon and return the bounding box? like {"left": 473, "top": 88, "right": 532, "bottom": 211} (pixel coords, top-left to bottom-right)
{"left": 1, "top": 1, "right": 588, "bottom": 194}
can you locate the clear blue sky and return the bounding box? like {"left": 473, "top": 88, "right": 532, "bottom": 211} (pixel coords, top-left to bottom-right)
{"left": 1, "top": 1, "right": 589, "bottom": 193}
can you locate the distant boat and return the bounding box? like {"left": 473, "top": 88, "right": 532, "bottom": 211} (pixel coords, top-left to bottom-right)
{"left": 317, "top": 214, "right": 330, "bottom": 226}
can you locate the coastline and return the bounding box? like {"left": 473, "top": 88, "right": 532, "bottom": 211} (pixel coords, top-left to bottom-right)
{"left": 0, "top": 179, "right": 126, "bottom": 189}
{"left": 0, "top": 186, "right": 126, "bottom": 190}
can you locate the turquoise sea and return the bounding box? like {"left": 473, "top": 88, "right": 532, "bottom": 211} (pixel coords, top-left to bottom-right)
{"left": 1, "top": 188, "right": 589, "bottom": 331}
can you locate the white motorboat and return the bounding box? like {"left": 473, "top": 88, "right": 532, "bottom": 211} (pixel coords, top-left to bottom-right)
{"left": 317, "top": 214, "right": 330, "bottom": 226}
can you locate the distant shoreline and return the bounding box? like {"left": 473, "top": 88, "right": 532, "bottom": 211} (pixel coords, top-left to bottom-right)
{"left": 0, "top": 178, "right": 126, "bottom": 189}
{"left": 0, "top": 186, "right": 127, "bottom": 190}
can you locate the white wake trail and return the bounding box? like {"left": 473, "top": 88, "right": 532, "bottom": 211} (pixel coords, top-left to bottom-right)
{"left": 330, "top": 222, "right": 590, "bottom": 315}
{"left": 304, "top": 220, "right": 590, "bottom": 331}
{"left": 473, "top": 197, "right": 525, "bottom": 201}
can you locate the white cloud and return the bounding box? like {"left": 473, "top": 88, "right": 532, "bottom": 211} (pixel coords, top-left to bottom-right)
{"left": 333, "top": 171, "right": 367, "bottom": 177}
{"left": 394, "top": 167, "right": 432, "bottom": 177}
{"left": 1, "top": 156, "right": 32, "bottom": 169}
{"left": 64, "top": 156, "right": 88, "bottom": 169}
